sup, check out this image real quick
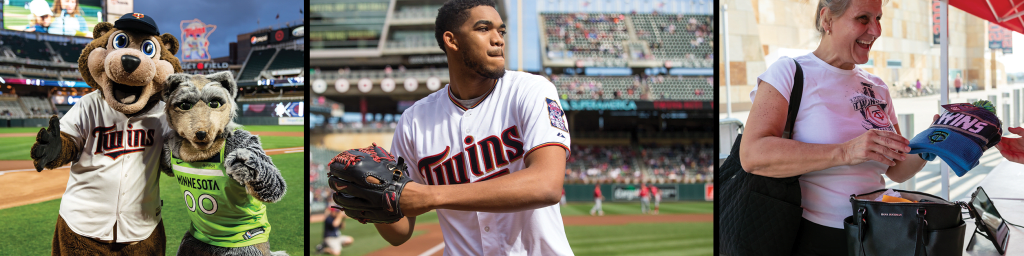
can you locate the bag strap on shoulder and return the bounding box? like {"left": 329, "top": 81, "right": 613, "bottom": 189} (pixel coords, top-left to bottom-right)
{"left": 782, "top": 59, "right": 805, "bottom": 140}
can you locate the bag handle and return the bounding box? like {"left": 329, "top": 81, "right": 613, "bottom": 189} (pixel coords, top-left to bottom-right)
{"left": 782, "top": 59, "right": 805, "bottom": 140}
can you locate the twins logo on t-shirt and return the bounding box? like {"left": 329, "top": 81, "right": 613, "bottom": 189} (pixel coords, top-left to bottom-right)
{"left": 850, "top": 82, "right": 894, "bottom": 132}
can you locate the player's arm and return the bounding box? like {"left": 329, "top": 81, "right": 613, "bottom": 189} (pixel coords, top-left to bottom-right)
{"left": 373, "top": 216, "right": 416, "bottom": 246}
{"left": 399, "top": 145, "right": 566, "bottom": 216}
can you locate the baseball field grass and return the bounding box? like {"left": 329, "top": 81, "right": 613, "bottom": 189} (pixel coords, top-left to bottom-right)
{"left": 241, "top": 125, "right": 304, "bottom": 132}
{"left": 0, "top": 127, "right": 44, "bottom": 133}
{"left": 308, "top": 201, "right": 713, "bottom": 256}
{"left": 0, "top": 136, "right": 35, "bottom": 160}
{"left": 0, "top": 134, "right": 303, "bottom": 160}
{"left": 0, "top": 152, "right": 306, "bottom": 255}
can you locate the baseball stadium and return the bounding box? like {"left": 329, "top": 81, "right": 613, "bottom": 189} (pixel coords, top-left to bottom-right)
{"left": 310, "top": 0, "right": 713, "bottom": 255}
{"left": 0, "top": 0, "right": 306, "bottom": 254}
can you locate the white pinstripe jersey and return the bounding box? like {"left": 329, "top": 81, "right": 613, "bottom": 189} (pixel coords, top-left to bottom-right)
{"left": 391, "top": 71, "right": 574, "bottom": 256}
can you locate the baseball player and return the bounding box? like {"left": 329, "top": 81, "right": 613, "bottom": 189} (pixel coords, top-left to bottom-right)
{"left": 327, "top": 0, "right": 573, "bottom": 254}
{"left": 590, "top": 184, "right": 604, "bottom": 216}
{"left": 639, "top": 183, "right": 650, "bottom": 214}
{"left": 650, "top": 185, "right": 661, "bottom": 215}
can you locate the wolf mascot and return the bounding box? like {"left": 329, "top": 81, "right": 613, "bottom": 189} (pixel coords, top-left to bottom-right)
{"left": 161, "top": 72, "right": 287, "bottom": 256}
{"left": 30, "top": 13, "right": 182, "bottom": 255}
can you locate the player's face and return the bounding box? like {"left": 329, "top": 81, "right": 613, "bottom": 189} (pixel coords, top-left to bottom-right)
{"left": 458, "top": 6, "right": 506, "bottom": 79}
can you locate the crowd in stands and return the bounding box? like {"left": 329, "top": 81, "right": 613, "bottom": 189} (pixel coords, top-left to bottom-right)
{"left": 564, "top": 143, "right": 712, "bottom": 184}
{"left": 549, "top": 73, "right": 711, "bottom": 100}
{"left": 541, "top": 12, "right": 713, "bottom": 67}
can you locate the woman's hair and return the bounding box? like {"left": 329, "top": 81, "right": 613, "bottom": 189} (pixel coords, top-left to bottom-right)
{"left": 52, "top": 0, "right": 82, "bottom": 17}
{"left": 814, "top": 0, "right": 888, "bottom": 36}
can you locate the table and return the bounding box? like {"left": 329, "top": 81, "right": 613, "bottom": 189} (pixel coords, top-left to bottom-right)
{"left": 962, "top": 160, "right": 1024, "bottom": 255}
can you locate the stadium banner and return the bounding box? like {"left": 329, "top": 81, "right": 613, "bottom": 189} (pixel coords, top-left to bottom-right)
{"left": 290, "top": 25, "right": 303, "bottom": 38}
{"left": 270, "top": 28, "right": 290, "bottom": 43}
{"left": 559, "top": 100, "right": 712, "bottom": 111}
{"left": 250, "top": 32, "right": 270, "bottom": 46}
{"left": 606, "top": 184, "right": 679, "bottom": 202}
{"left": 5, "top": 0, "right": 104, "bottom": 37}
{"left": 4, "top": 77, "right": 90, "bottom": 87}
{"left": 932, "top": 0, "right": 941, "bottom": 45}
{"left": 241, "top": 102, "right": 304, "bottom": 117}
{"left": 180, "top": 19, "right": 216, "bottom": 61}
{"left": 988, "top": 22, "right": 1013, "bottom": 50}
{"left": 51, "top": 95, "right": 82, "bottom": 105}
{"left": 278, "top": 117, "right": 303, "bottom": 125}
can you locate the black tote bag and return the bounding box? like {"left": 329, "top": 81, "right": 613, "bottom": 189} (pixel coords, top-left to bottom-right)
{"left": 845, "top": 189, "right": 967, "bottom": 256}
{"left": 718, "top": 60, "right": 805, "bottom": 256}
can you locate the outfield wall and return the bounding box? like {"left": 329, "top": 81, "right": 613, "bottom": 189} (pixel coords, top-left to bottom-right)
{"left": 564, "top": 183, "right": 712, "bottom": 202}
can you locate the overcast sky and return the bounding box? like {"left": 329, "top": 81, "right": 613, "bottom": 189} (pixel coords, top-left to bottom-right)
{"left": 135, "top": 0, "right": 304, "bottom": 61}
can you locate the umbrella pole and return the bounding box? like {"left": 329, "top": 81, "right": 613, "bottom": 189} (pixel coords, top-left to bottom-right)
{"left": 940, "top": 0, "right": 951, "bottom": 201}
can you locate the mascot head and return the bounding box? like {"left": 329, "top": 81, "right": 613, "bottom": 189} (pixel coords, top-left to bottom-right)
{"left": 80, "top": 13, "right": 183, "bottom": 115}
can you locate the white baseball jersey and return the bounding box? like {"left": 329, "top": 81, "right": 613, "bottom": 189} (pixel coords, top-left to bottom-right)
{"left": 391, "top": 71, "right": 574, "bottom": 256}
{"left": 58, "top": 91, "right": 167, "bottom": 242}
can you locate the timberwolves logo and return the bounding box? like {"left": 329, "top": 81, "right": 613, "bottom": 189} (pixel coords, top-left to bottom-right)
{"left": 929, "top": 131, "right": 949, "bottom": 144}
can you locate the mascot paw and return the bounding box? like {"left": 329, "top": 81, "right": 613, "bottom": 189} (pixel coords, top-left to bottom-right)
{"left": 225, "top": 148, "right": 257, "bottom": 185}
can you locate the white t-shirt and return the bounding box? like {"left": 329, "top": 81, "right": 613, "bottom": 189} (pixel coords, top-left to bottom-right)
{"left": 392, "top": 71, "right": 574, "bottom": 256}
{"left": 59, "top": 91, "right": 168, "bottom": 242}
{"left": 752, "top": 53, "right": 897, "bottom": 229}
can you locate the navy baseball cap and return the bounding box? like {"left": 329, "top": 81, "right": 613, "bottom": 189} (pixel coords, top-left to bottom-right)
{"left": 114, "top": 13, "right": 159, "bottom": 35}
{"left": 908, "top": 102, "right": 1002, "bottom": 177}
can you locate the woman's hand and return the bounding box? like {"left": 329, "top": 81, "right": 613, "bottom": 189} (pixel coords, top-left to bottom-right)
{"left": 840, "top": 129, "right": 910, "bottom": 166}
{"left": 996, "top": 127, "right": 1024, "bottom": 164}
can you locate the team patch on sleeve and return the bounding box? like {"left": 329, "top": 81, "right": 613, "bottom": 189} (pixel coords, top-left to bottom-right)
{"left": 546, "top": 98, "right": 568, "bottom": 131}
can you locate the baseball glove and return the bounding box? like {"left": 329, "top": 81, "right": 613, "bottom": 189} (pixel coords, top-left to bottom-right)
{"left": 327, "top": 143, "right": 412, "bottom": 224}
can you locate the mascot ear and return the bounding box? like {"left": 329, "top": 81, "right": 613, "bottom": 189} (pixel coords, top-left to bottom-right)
{"left": 205, "top": 71, "right": 237, "bottom": 99}
{"left": 93, "top": 22, "right": 114, "bottom": 39}
{"left": 161, "top": 33, "right": 179, "bottom": 55}
{"left": 163, "top": 74, "right": 191, "bottom": 101}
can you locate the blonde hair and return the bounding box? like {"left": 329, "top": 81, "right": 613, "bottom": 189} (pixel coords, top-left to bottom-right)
{"left": 815, "top": 0, "right": 888, "bottom": 36}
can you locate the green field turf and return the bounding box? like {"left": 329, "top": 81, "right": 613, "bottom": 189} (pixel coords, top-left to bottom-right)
{"left": 0, "top": 136, "right": 35, "bottom": 160}
{"left": 309, "top": 211, "right": 439, "bottom": 256}
{"left": 566, "top": 222, "right": 713, "bottom": 256}
{"left": 241, "top": 125, "right": 304, "bottom": 132}
{"left": 258, "top": 135, "right": 305, "bottom": 149}
{"left": 308, "top": 202, "right": 713, "bottom": 256}
{"left": 0, "top": 127, "right": 44, "bottom": 133}
{"left": 0, "top": 153, "right": 305, "bottom": 255}
{"left": 0, "top": 135, "right": 301, "bottom": 161}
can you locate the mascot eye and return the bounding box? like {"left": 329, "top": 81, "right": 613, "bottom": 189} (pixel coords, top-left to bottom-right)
{"left": 113, "top": 33, "right": 128, "bottom": 49}
{"left": 141, "top": 40, "right": 156, "bottom": 58}
{"left": 208, "top": 101, "right": 221, "bottom": 108}
{"left": 178, "top": 102, "right": 193, "bottom": 110}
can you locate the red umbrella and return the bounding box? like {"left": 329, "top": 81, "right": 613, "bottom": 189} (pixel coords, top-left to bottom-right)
{"left": 951, "top": 0, "right": 1024, "bottom": 34}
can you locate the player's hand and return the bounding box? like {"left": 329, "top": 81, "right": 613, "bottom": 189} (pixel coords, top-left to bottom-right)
{"left": 996, "top": 127, "right": 1024, "bottom": 164}
{"left": 839, "top": 129, "right": 910, "bottom": 167}
{"left": 30, "top": 115, "right": 62, "bottom": 172}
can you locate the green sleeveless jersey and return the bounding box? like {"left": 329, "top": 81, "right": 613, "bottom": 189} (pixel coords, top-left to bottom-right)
{"left": 171, "top": 144, "right": 271, "bottom": 247}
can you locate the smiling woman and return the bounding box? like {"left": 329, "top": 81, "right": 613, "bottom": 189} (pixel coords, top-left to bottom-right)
{"left": 733, "top": 0, "right": 932, "bottom": 255}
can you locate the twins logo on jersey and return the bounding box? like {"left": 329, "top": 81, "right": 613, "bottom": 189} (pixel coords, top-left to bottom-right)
{"left": 92, "top": 124, "right": 156, "bottom": 159}
{"left": 546, "top": 98, "right": 568, "bottom": 132}
{"left": 417, "top": 125, "right": 526, "bottom": 185}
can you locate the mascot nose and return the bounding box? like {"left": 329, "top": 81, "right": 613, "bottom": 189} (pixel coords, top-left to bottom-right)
{"left": 121, "top": 55, "right": 141, "bottom": 74}
{"left": 196, "top": 131, "right": 207, "bottom": 140}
